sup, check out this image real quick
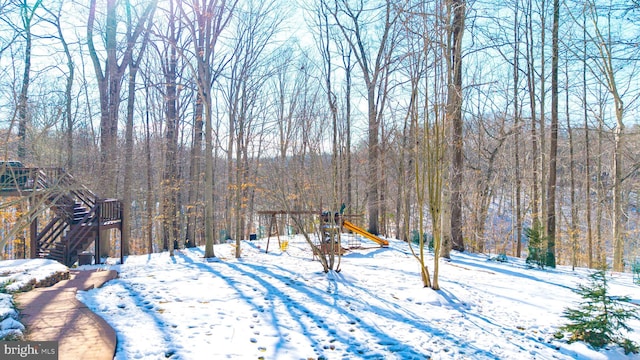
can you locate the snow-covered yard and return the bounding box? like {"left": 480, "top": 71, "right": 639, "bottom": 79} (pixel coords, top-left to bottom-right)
{"left": 3, "top": 235, "right": 640, "bottom": 359}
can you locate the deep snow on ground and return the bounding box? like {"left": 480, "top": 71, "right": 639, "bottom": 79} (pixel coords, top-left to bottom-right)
{"left": 3, "top": 235, "right": 640, "bottom": 359}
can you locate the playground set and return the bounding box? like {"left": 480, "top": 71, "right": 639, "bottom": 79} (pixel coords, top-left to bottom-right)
{"left": 256, "top": 209, "right": 388, "bottom": 257}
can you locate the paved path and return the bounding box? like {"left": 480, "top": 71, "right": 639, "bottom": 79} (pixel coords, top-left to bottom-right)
{"left": 14, "top": 269, "right": 118, "bottom": 360}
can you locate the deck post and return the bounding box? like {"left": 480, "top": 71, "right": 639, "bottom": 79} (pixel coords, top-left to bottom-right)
{"left": 29, "top": 216, "right": 37, "bottom": 259}
{"left": 95, "top": 200, "right": 101, "bottom": 265}
{"left": 120, "top": 203, "right": 124, "bottom": 265}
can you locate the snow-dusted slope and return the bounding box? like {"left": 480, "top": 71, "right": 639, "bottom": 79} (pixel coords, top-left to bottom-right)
{"left": 6, "top": 236, "right": 640, "bottom": 359}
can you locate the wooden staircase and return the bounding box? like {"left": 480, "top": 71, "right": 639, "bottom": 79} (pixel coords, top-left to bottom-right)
{"left": 1, "top": 166, "right": 122, "bottom": 267}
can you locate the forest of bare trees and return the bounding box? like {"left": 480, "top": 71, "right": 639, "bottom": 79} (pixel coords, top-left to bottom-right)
{"left": 0, "top": 0, "right": 639, "bottom": 273}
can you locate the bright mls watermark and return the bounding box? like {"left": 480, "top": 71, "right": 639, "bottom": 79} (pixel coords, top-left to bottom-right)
{"left": 0, "top": 341, "right": 58, "bottom": 360}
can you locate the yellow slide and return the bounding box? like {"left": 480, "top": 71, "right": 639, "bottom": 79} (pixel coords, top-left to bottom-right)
{"left": 342, "top": 220, "right": 389, "bottom": 247}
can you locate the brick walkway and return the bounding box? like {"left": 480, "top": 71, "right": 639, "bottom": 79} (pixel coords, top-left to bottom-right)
{"left": 14, "top": 269, "right": 118, "bottom": 360}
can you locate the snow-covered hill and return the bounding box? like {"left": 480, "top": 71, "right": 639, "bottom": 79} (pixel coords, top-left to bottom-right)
{"left": 4, "top": 235, "right": 640, "bottom": 359}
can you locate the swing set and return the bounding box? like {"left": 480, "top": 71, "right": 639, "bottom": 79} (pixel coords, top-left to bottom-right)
{"left": 256, "top": 209, "right": 388, "bottom": 256}
{"left": 257, "top": 210, "right": 317, "bottom": 253}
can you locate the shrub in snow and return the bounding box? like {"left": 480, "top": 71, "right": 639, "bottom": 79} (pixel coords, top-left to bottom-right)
{"left": 525, "top": 221, "right": 547, "bottom": 269}
{"left": 0, "top": 294, "right": 18, "bottom": 321}
{"left": 0, "top": 294, "right": 24, "bottom": 340}
{"left": 633, "top": 261, "right": 640, "bottom": 285}
{"left": 560, "top": 268, "right": 640, "bottom": 354}
{"left": 1, "top": 317, "right": 24, "bottom": 332}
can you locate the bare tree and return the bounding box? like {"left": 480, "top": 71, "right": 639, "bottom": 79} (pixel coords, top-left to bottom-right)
{"left": 87, "top": 0, "right": 157, "bottom": 256}
{"left": 178, "top": 0, "right": 238, "bottom": 258}
{"left": 325, "top": 0, "right": 398, "bottom": 235}
{"left": 87, "top": 0, "right": 156, "bottom": 194}
{"left": 15, "top": 0, "right": 42, "bottom": 160}
{"left": 448, "top": 0, "right": 466, "bottom": 253}
{"left": 224, "top": 0, "right": 282, "bottom": 256}
{"left": 580, "top": 0, "right": 640, "bottom": 271}
{"left": 581, "top": 8, "right": 594, "bottom": 268}
{"left": 399, "top": 0, "right": 448, "bottom": 289}
{"left": 513, "top": 0, "right": 524, "bottom": 258}
{"left": 42, "top": 2, "right": 74, "bottom": 171}
{"left": 154, "top": 0, "right": 182, "bottom": 254}
{"left": 123, "top": 4, "right": 155, "bottom": 257}
{"left": 545, "top": 0, "right": 559, "bottom": 268}
{"left": 524, "top": 0, "right": 541, "bottom": 228}
{"left": 315, "top": 0, "right": 340, "bottom": 211}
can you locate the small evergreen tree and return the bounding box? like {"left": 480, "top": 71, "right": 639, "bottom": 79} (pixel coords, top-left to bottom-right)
{"left": 525, "top": 221, "right": 546, "bottom": 269}
{"left": 561, "top": 269, "right": 640, "bottom": 354}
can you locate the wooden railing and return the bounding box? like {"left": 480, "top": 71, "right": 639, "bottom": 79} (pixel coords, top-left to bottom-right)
{"left": 6, "top": 167, "right": 125, "bottom": 266}
{"left": 36, "top": 217, "right": 68, "bottom": 254}
{"left": 98, "top": 199, "right": 122, "bottom": 225}
{"left": 63, "top": 204, "right": 99, "bottom": 265}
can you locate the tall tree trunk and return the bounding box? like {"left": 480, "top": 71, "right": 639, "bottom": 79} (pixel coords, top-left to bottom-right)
{"left": 583, "top": 10, "right": 593, "bottom": 268}
{"left": 47, "top": 4, "right": 75, "bottom": 171}
{"left": 204, "top": 96, "right": 215, "bottom": 258}
{"left": 546, "top": 0, "right": 559, "bottom": 268}
{"left": 179, "top": 0, "right": 238, "bottom": 257}
{"left": 87, "top": 0, "right": 156, "bottom": 256}
{"left": 123, "top": 4, "right": 153, "bottom": 257}
{"left": 448, "top": 0, "right": 466, "bottom": 252}
{"left": 226, "top": 71, "right": 236, "bottom": 243}
{"left": 588, "top": 2, "right": 627, "bottom": 271}
{"left": 525, "top": 0, "right": 540, "bottom": 227}
{"left": 344, "top": 51, "right": 353, "bottom": 213}
{"left": 513, "top": 0, "right": 523, "bottom": 258}
{"left": 328, "top": 0, "right": 396, "bottom": 236}
{"left": 186, "top": 100, "right": 203, "bottom": 247}
{"left": 144, "top": 86, "right": 154, "bottom": 253}
{"left": 162, "top": 1, "right": 179, "bottom": 254}
{"left": 367, "top": 82, "right": 380, "bottom": 235}
{"left": 123, "top": 64, "right": 136, "bottom": 257}
{"left": 566, "top": 61, "right": 577, "bottom": 270}
{"left": 612, "top": 105, "right": 625, "bottom": 272}
{"left": 538, "top": 0, "right": 547, "bottom": 227}
{"left": 17, "top": 0, "right": 42, "bottom": 160}
{"left": 596, "top": 111, "right": 604, "bottom": 265}
{"left": 161, "top": 75, "right": 178, "bottom": 253}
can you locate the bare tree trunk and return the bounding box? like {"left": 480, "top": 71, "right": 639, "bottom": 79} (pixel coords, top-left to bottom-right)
{"left": 161, "top": 88, "right": 178, "bottom": 254}
{"left": 596, "top": 110, "right": 604, "bottom": 265}
{"left": 525, "top": 0, "right": 540, "bottom": 227}
{"left": 582, "top": 9, "right": 593, "bottom": 268}
{"left": 545, "top": 0, "right": 559, "bottom": 268}
{"left": 17, "top": 0, "right": 42, "bottom": 160}
{"left": 343, "top": 49, "right": 353, "bottom": 212}
{"left": 161, "top": 0, "right": 179, "bottom": 254}
{"left": 379, "top": 126, "right": 387, "bottom": 236}
{"left": 317, "top": 1, "right": 339, "bottom": 211}
{"left": 566, "top": 61, "right": 578, "bottom": 270}
{"left": 513, "top": 0, "right": 523, "bottom": 258}
{"left": 144, "top": 86, "right": 154, "bottom": 254}
{"left": 204, "top": 99, "right": 215, "bottom": 258}
{"left": 186, "top": 100, "right": 203, "bottom": 247}
{"left": 612, "top": 107, "right": 625, "bottom": 272}
{"left": 45, "top": 3, "right": 74, "bottom": 170}
{"left": 586, "top": 2, "right": 628, "bottom": 271}
{"left": 328, "top": 0, "right": 397, "bottom": 235}
{"left": 396, "top": 117, "right": 410, "bottom": 241}
{"left": 538, "top": 0, "right": 548, "bottom": 227}
{"left": 87, "top": 0, "right": 156, "bottom": 257}
{"left": 123, "top": 5, "right": 153, "bottom": 257}
{"left": 180, "top": 0, "right": 238, "bottom": 258}
{"left": 448, "top": 0, "right": 466, "bottom": 252}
